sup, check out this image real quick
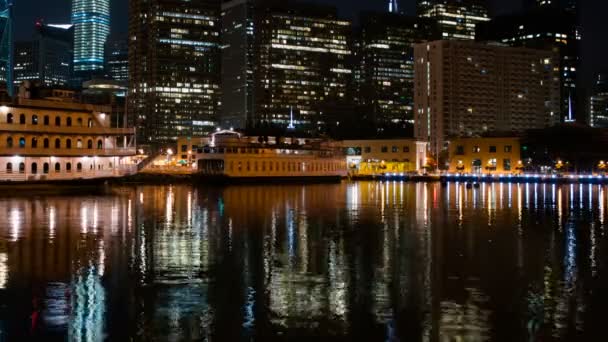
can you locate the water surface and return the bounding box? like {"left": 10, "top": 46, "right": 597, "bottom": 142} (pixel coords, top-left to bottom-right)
{"left": 0, "top": 182, "right": 607, "bottom": 341}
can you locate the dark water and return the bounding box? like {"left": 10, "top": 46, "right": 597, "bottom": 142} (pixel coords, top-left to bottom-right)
{"left": 0, "top": 182, "right": 607, "bottom": 341}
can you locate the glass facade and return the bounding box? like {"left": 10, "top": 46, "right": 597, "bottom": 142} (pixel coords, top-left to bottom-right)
{"left": 0, "top": 0, "right": 13, "bottom": 92}
{"left": 255, "top": 6, "right": 353, "bottom": 134}
{"left": 105, "top": 39, "right": 128, "bottom": 82}
{"left": 71, "top": 0, "right": 110, "bottom": 74}
{"left": 129, "top": 0, "right": 221, "bottom": 146}
{"left": 356, "top": 12, "right": 438, "bottom": 136}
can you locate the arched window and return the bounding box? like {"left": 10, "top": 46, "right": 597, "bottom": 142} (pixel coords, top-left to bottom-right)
{"left": 6, "top": 113, "right": 13, "bottom": 124}
{"left": 32, "top": 115, "right": 38, "bottom": 125}
{"left": 6, "top": 162, "right": 12, "bottom": 173}
{"left": 19, "top": 137, "right": 25, "bottom": 148}
{"left": 43, "top": 138, "right": 49, "bottom": 148}
{"left": 97, "top": 140, "right": 103, "bottom": 149}
{"left": 55, "top": 138, "right": 61, "bottom": 149}
{"left": 19, "top": 162, "right": 25, "bottom": 174}
{"left": 55, "top": 117, "right": 61, "bottom": 126}
{"left": 31, "top": 138, "right": 38, "bottom": 148}
{"left": 31, "top": 163, "right": 38, "bottom": 174}
{"left": 66, "top": 162, "right": 72, "bottom": 173}
{"left": 43, "top": 115, "right": 49, "bottom": 125}
{"left": 67, "top": 117, "right": 72, "bottom": 127}
{"left": 88, "top": 119, "right": 93, "bottom": 128}
{"left": 87, "top": 139, "right": 93, "bottom": 149}
{"left": 77, "top": 118, "right": 83, "bottom": 126}
{"left": 77, "top": 163, "right": 82, "bottom": 172}
{"left": 77, "top": 139, "right": 83, "bottom": 148}
{"left": 19, "top": 114, "right": 26, "bottom": 124}
{"left": 54, "top": 162, "right": 60, "bottom": 172}
{"left": 43, "top": 163, "right": 49, "bottom": 174}
{"left": 6, "top": 137, "right": 13, "bottom": 148}
{"left": 66, "top": 139, "right": 72, "bottom": 149}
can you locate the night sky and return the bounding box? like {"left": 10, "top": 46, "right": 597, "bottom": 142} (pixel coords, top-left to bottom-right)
{"left": 12, "top": 0, "right": 608, "bottom": 92}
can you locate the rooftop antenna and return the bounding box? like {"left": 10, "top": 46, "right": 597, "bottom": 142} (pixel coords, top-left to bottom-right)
{"left": 287, "top": 106, "right": 295, "bottom": 130}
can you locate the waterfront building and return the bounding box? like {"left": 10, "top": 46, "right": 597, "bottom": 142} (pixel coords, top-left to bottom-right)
{"left": 414, "top": 40, "right": 560, "bottom": 159}
{"left": 589, "top": 73, "right": 608, "bottom": 128}
{"left": 476, "top": 5, "right": 580, "bottom": 122}
{"left": 82, "top": 79, "right": 127, "bottom": 128}
{"left": 71, "top": 0, "right": 110, "bottom": 78}
{"left": 254, "top": 4, "right": 353, "bottom": 135}
{"left": 342, "top": 138, "right": 428, "bottom": 175}
{"left": 104, "top": 39, "right": 128, "bottom": 83}
{"left": 417, "top": 0, "right": 489, "bottom": 41}
{"left": 14, "top": 23, "right": 73, "bottom": 87}
{"left": 448, "top": 137, "right": 521, "bottom": 174}
{"left": 355, "top": 12, "right": 439, "bottom": 135}
{"left": 0, "top": 82, "right": 136, "bottom": 182}
{"left": 129, "top": 0, "right": 221, "bottom": 146}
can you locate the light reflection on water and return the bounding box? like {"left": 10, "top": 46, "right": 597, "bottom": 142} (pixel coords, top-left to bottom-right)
{"left": 0, "top": 182, "right": 606, "bottom": 341}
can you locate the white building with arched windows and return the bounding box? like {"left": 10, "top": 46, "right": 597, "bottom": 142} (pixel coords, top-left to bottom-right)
{"left": 0, "top": 86, "right": 137, "bottom": 182}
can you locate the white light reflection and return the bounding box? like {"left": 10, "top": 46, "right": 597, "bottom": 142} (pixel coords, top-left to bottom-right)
{"left": 81, "top": 206, "right": 88, "bottom": 234}
{"left": 0, "top": 253, "right": 7, "bottom": 288}
{"left": 49, "top": 206, "right": 56, "bottom": 241}
{"left": 10, "top": 208, "right": 21, "bottom": 242}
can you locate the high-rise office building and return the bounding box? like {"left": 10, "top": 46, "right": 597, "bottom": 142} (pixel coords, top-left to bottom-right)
{"left": 71, "top": 0, "right": 110, "bottom": 77}
{"left": 129, "top": 0, "right": 221, "bottom": 146}
{"left": 414, "top": 40, "right": 560, "bottom": 158}
{"left": 355, "top": 12, "right": 439, "bottom": 135}
{"left": 590, "top": 73, "right": 608, "bottom": 128}
{"left": 105, "top": 39, "right": 128, "bottom": 83}
{"left": 417, "top": 0, "right": 489, "bottom": 41}
{"left": 14, "top": 23, "right": 73, "bottom": 87}
{"left": 477, "top": 6, "right": 580, "bottom": 122}
{"left": 254, "top": 5, "right": 353, "bottom": 134}
{"left": 0, "top": 0, "right": 13, "bottom": 94}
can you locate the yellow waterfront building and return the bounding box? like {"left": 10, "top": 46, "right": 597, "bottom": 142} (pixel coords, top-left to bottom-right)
{"left": 342, "top": 139, "right": 428, "bottom": 176}
{"left": 448, "top": 137, "right": 522, "bottom": 174}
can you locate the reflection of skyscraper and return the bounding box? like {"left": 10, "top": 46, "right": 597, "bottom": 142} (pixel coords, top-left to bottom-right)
{"left": 71, "top": 0, "right": 110, "bottom": 78}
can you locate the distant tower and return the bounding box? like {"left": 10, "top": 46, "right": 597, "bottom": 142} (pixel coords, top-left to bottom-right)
{"left": 71, "top": 0, "right": 110, "bottom": 78}
{"left": 0, "top": 0, "right": 13, "bottom": 96}
{"left": 389, "top": 0, "right": 399, "bottom": 13}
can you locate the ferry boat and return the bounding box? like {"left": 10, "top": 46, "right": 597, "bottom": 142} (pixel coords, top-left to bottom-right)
{"left": 0, "top": 84, "right": 138, "bottom": 184}
{"left": 194, "top": 130, "right": 347, "bottom": 182}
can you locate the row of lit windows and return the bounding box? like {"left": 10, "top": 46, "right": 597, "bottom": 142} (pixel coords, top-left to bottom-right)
{"left": 3, "top": 113, "right": 95, "bottom": 127}
{"left": 3, "top": 161, "right": 110, "bottom": 175}
{"left": 4, "top": 137, "right": 104, "bottom": 149}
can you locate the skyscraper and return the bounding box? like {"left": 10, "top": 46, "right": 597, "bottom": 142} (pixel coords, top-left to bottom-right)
{"left": 129, "top": 0, "right": 221, "bottom": 146}
{"left": 355, "top": 12, "right": 439, "bottom": 136}
{"left": 14, "top": 23, "right": 73, "bottom": 87}
{"left": 477, "top": 5, "right": 580, "bottom": 122}
{"left": 71, "top": 0, "right": 110, "bottom": 77}
{"left": 254, "top": 4, "right": 353, "bottom": 134}
{"left": 417, "top": 0, "right": 489, "bottom": 40}
{"left": 590, "top": 73, "right": 608, "bottom": 128}
{"left": 414, "top": 40, "right": 560, "bottom": 158}
{"left": 0, "top": 0, "right": 13, "bottom": 94}
{"left": 105, "top": 39, "right": 128, "bottom": 83}
{"left": 388, "top": 0, "right": 399, "bottom": 13}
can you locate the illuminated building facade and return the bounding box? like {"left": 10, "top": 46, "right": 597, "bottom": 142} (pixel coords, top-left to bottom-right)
{"left": 590, "top": 73, "right": 608, "bottom": 128}
{"left": 356, "top": 12, "right": 438, "bottom": 135}
{"left": 71, "top": 0, "right": 110, "bottom": 77}
{"left": 129, "top": 0, "right": 221, "bottom": 146}
{"left": 448, "top": 136, "right": 522, "bottom": 174}
{"left": 14, "top": 23, "right": 73, "bottom": 87}
{"left": 255, "top": 5, "right": 353, "bottom": 134}
{"left": 417, "top": 0, "right": 489, "bottom": 41}
{"left": 476, "top": 6, "right": 580, "bottom": 122}
{"left": 414, "top": 40, "right": 560, "bottom": 158}
{"left": 104, "top": 39, "right": 128, "bottom": 83}
{"left": 0, "top": 82, "right": 137, "bottom": 182}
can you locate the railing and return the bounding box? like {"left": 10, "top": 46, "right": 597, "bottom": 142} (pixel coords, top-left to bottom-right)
{"left": 0, "top": 123, "right": 134, "bottom": 136}
{"left": 0, "top": 166, "right": 137, "bottom": 182}
{"left": 0, "top": 147, "right": 137, "bottom": 157}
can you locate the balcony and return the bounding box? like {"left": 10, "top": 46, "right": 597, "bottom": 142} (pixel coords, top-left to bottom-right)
{"left": 0, "top": 147, "right": 137, "bottom": 157}
{"left": 0, "top": 123, "right": 134, "bottom": 136}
